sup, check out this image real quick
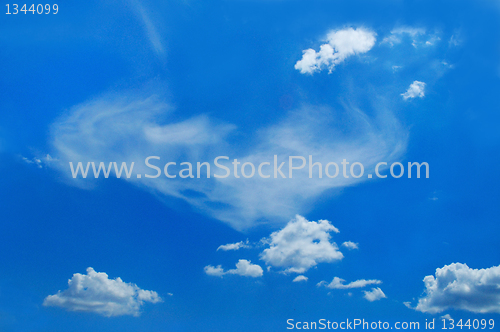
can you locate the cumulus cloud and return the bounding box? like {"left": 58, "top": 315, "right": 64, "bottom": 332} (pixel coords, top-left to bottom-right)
{"left": 402, "top": 81, "right": 426, "bottom": 100}
{"left": 341, "top": 241, "right": 359, "bottom": 250}
{"left": 217, "top": 240, "right": 250, "bottom": 251}
{"left": 43, "top": 267, "right": 162, "bottom": 317}
{"left": 204, "top": 259, "right": 263, "bottom": 278}
{"left": 260, "top": 215, "right": 343, "bottom": 273}
{"left": 295, "top": 27, "right": 376, "bottom": 74}
{"left": 293, "top": 275, "right": 308, "bottom": 282}
{"left": 204, "top": 265, "right": 225, "bottom": 277}
{"left": 49, "top": 91, "right": 406, "bottom": 230}
{"left": 363, "top": 287, "right": 386, "bottom": 302}
{"left": 318, "top": 277, "right": 381, "bottom": 289}
{"left": 415, "top": 263, "right": 500, "bottom": 314}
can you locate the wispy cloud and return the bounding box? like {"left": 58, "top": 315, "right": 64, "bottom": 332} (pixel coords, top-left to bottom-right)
{"left": 318, "top": 277, "right": 381, "bottom": 289}
{"left": 43, "top": 267, "right": 162, "bottom": 317}
{"left": 414, "top": 263, "right": 500, "bottom": 314}
{"left": 204, "top": 259, "right": 263, "bottom": 278}
{"left": 217, "top": 240, "right": 250, "bottom": 251}
{"left": 295, "top": 27, "right": 376, "bottom": 74}
{"left": 129, "top": 0, "right": 165, "bottom": 56}
{"left": 48, "top": 89, "right": 406, "bottom": 230}
{"left": 21, "top": 154, "right": 55, "bottom": 168}
{"left": 381, "top": 27, "right": 425, "bottom": 47}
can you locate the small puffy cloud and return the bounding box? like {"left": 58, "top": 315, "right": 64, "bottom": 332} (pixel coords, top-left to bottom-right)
{"left": 217, "top": 240, "right": 250, "bottom": 251}
{"left": 260, "top": 215, "right": 343, "bottom": 273}
{"left": 295, "top": 27, "right": 376, "bottom": 74}
{"left": 363, "top": 287, "right": 386, "bottom": 302}
{"left": 341, "top": 241, "right": 359, "bottom": 250}
{"left": 441, "top": 314, "right": 453, "bottom": 320}
{"left": 402, "top": 81, "right": 426, "bottom": 100}
{"left": 204, "top": 265, "right": 225, "bottom": 277}
{"left": 415, "top": 263, "right": 500, "bottom": 314}
{"left": 205, "top": 259, "right": 263, "bottom": 278}
{"left": 293, "top": 275, "right": 308, "bottom": 283}
{"left": 43, "top": 267, "right": 162, "bottom": 317}
{"left": 230, "top": 259, "right": 264, "bottom": 277}
{"left": 318, "top": 277, "right": 381, "bottom": 289}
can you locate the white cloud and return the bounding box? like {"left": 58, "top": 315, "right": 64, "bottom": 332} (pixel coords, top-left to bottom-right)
{"left": 217, "top": 240, "right": 250, "bottom": 251}
{"left": 318, "top": 277, "right": 381, "bottom": 289}
{"left": 43, "top": 267, "right": 162, "bottom": 317}
{"left": 130, "top": 0, "right": 165, "bottom": 56}
{"left": 22, "top": 154, "right": 55, "bottom": 168}
{"left": 295, "top": 27, "right": 376, "bottom": 74}
{"left": 441, "top": 314, "right": 453, "bottom": 320}
{"left": 415, "top": 263, "right": 500, "bottom": 314}
{"left": 293, "top": 275, "right": 308, "bottom": 282}
{"left": 341, "top": 241, "right": 359, "bottom": 250}
{"left": 382, "top": 27, "right": 426, "bottom": 47}
{"left": 49, "top": 89, "right": 406, "bottom": 230}
{"left": 260, "top": 215, "right": 343, "bottom": 273}
{"left": 205, "top": 259, "right": 263, "bottom": 278}
{"left": 363, "top": 287, "right": 386, "bottom": 302}
{"left": 204, "top": 265, "right": 225, "bottom": 277}
{"left": 402, "top": 81, "right": 426, "bottom": 100}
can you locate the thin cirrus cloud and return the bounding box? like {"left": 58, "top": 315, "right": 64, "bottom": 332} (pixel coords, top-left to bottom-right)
{"left": 363, "top": 287, "right": 386, "bottom": 302}
{"left": 43, "top": 267, "right": 162, "bottom": 317}
{"left": 204, "top": 259, "right": 263, "bottom": 278}
{"left": 381, "top": 27, "right": 426, "bottom": 47}
{"left": 317, "top": 277, "right": 381, "bottom": 289}
{"left": 295, "top": 27, "right": 376, "bottom": 74}
{"left": 129, "top": 0, "right": 165, "bottom": 56}
{"left": 414, "top": 263, "right": 500, "bottom": 314}
{"left": 402, "top": 81, "right": 426, "bottom": 100}
{"left": 48, "top": 88, "right": 406, "bottom": 230}
{"left": 260, "top": 215, "right": 343, "bottom": 273}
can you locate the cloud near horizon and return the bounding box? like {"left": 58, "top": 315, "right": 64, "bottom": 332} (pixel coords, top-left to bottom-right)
{"left": 415, "top": 263, "right": 500, "bottom": 314}
{"left": 43, "top": 267, "right": 162, "bottom": 317}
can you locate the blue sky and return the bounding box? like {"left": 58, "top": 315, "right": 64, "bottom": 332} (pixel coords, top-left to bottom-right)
{"left": 1, "top": 0, "right": 500, "bottom": 331}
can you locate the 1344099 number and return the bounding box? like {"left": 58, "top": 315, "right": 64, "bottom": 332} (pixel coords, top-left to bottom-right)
{"left": 6, "top": 4, "right": 58, "bottom": 14}
{"left": 442, "top": 318, "right": 495, "bottom": 330}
